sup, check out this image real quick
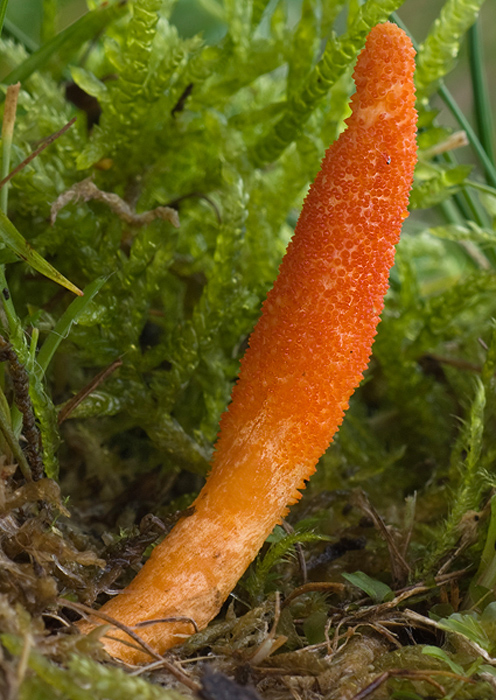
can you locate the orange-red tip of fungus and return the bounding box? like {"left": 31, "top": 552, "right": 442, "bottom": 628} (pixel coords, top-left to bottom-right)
{"left": 215, "top": 21, "right": 417, "bottom": 485}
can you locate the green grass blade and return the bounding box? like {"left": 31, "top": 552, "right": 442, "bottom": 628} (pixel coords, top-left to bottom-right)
{"left": 0, "top": 266, "right": 23, "bottom": 351}
{"left": 466, "top": 180, "right": 496, "bottom": 198}
{"left": 0, "top": 0, "right": 10, "bottom": 38}
{"left": 393, "top": 12, "right": 496, "bottom": 190}
{"left": 1, "top": 1, "right": 128, "bottom": 93}
{"left": 0, "top": 386, "right": 32, "bottom": 480}
{"left": 36, "top": 277, "right": 107, "bottom": 380}
{"left": 3, "top": 17, "right": 39, "bottom": 51}
{"left": 0, "top": 209, "right": 82, "bottom": 297}
{"left": 1, "top": 83, "right": 19, "bottom": 214}
{"left": 251, "top": 0, "right": 271, "bottom": 27}
{"left": 41, "top": 0, "right": 57, "bottom": 44}
{"left": 467, "top": 20, "right": 495, "bottom": 168}
{"left": 439, "top": 83, "right": 496, "bottom": 189}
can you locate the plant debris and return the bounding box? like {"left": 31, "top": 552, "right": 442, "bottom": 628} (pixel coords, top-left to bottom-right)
{"left": 50, "top": 177, "right": 180, "bottom": 229}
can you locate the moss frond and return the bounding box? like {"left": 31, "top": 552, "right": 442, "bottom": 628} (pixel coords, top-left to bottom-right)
{"left": 416, "top": 0, "right": 487, "bottom": 102}
{"left": 1, "top": 0, "right": 496, "bottom": 696}
{"left": 251, "top": 0, "right": 405, "bottom": 166}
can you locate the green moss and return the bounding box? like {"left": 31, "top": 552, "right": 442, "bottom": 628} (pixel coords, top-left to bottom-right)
{"left": 0, "top": 0, "right": 496, "bottom": 697}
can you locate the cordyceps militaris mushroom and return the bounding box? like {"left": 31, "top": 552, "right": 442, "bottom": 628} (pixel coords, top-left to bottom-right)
{"left": 79, "top": 21, "right": 418, "bottom": 662}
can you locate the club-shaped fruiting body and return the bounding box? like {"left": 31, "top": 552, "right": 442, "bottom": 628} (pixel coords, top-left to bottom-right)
{"left": 79, "top": 21, "right": 417, "bottom": 662}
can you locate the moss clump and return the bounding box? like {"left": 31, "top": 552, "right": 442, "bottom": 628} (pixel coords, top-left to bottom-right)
{"left": 0, "top": 0, "right": 496, "bottom": 697}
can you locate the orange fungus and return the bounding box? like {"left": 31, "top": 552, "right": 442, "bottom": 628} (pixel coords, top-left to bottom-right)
{"left": 79, "top": 21, "right": 418, "bottom": 662}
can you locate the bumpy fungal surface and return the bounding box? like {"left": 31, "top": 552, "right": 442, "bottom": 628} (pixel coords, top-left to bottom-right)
{"left": 81, "top": 22, "right": 417, "bottom": 662}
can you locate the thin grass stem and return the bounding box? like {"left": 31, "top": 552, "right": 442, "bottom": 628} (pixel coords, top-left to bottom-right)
{"left": 439, "top": 83, "right": 496, "bottom": 190}
{"left": 392, "top": 12, "right": 496, "bottom": 219}
{"left": 42, "top": 0, "right": 57, "bottom": 44}
{"left": 0, "top": 383, "right": 32, "bottom": 481}
{"left": 0, "top": 0, "right": 9, "bottom": 38}
{"left": 35, "top": 277, "right": 107, "bottom": 381}
{"left": 465, "top": 180, "right": 496, "bottom": 197}
{"left": 1, "top": 83, "right": 20, "bottom": 214}
{"left": 467, "top": 21, "right": 495, "bottom": 169}
{"left": 3, "top": 18, "right": 38, "bottom": 52}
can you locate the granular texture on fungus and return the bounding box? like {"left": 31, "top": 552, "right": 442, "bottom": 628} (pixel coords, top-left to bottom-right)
{"left": 80, "top": 21, "right": 418, "bottom": 662}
